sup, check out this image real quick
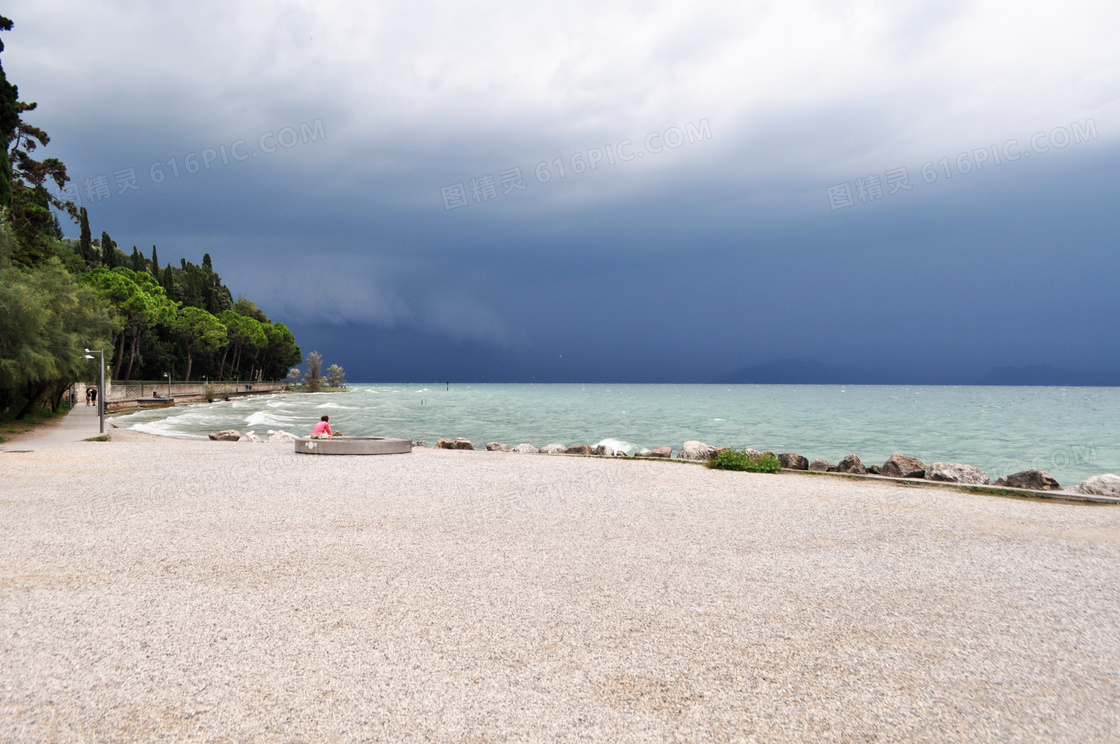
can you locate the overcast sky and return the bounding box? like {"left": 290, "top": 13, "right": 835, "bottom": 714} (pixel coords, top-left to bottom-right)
{"left": 7, "top": 0, "right": 1120, "bottom": 382}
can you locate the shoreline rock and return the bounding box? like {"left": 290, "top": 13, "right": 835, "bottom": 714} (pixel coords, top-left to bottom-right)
{"left": 541, "top": 443, "right": 567, "bottom": 455}
{"left": 1078, "top": 473, "right": 1120, "bottom": 497}
{"left": 511, "top": 443, "right": 538, "bottom": 454}
{"left": 565, "top": 444, "right": 594, "bottom": 455}
{"left": 485, "top": 442, "right": 508, "bottom": 452}
{"left": 209, "top": 429, "right": 242, "bottom": 442}
{"left": 881, "top": 453, "right": 926, "bottom": 479}
{"left": 779, "top": 453, "right": 809, "bottom": 470}
{"left": 837, "top": 454, "right": 867, "bottom": 475}
{"left": 995, "top": 469, "right": 1061, "bottom": 491}
{"left": 679, "top": 441, "right": 716, "bottom": 461}
{"left": 809, "top": 459, "right": 829, "bottom": 472}
{"left": 927, "top": 462, "right": 990, "bottom": 485}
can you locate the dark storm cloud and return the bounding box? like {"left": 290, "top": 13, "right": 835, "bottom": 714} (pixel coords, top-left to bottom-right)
{"left": 6, "top": 0, "right": 1120, "bottom": 381}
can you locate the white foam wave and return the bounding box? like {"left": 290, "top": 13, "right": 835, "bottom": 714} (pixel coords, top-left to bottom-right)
{"left": 595, "top": 438, "right": 638, "bottom": 455}
{"left": 245, "top": 411, "right": 295, "bottom": 427}
{"left": 129, "top": 421, "right": 207, "bottom": 439}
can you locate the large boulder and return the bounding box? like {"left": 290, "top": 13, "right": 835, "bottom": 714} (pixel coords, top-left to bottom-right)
{"left": 881, "top": 453, "right": 926, "bottom": 479}
{"left": 642, "top": 446, "right": 673, "bottom": 459}
{"left": 267, "top": 429, "right": 297, "bottom": 443}
{"left": 1078, "top": 474, "right": 1120, "bottom": 498}
{"left": 436, "top": 438, "right": 456, "bottom": 449}
{"left": 541, "top": 443, "right": 567, "bottom": 455}
{"left": 679, "top": 441, "right": 717, "bottom": 461}
{"left": 243, "top": 431, "right": 262, "bottom": 443}
{"left": 454, "top": 438, "right": 474, "bottom": 450}
{"left": 511, "top": 443, "right": 538, "bottom": 454}
{"left": 995, "top": 469, "right": 1061, "bottom": 491}
{"left": 209, "top": 429, "right": 242, "bottom": 441}
{"left": 779, "top": 453, "right": 809, "bottom": 470}
{"left": 745, "top": 448, "right": 762, "bottom": 459}
{"left": 836, "top": 454, "right": 867, "bottom": 474}
{"left": 565, "top": 444, "right": 594, "bottom": 455}
{"left": 485, "top": 442, "right": 509, "bottom": 452}
{"left": 927, "top": 462, "right": 990, "bottom": 485}
{"left": 808, "top": 459, "right": 830, "bottom": 472}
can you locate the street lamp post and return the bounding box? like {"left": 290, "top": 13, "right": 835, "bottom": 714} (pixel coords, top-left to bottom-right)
{"left": 84, "top": 348, "right": 105, "bottom": 435}
{"left": 163, "top": 371, "right": 171, "bottom": 398}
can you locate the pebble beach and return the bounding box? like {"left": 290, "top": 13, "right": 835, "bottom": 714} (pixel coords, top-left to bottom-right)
{"left": 2, "top": 429, "right": 1118, "bottom": 742}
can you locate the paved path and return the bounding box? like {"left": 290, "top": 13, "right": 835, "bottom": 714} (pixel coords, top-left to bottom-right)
{"left": 0, "top": 402, "right": 103, "bottom": 451}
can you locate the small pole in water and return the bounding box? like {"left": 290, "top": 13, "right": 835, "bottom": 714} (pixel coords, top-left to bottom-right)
{"left": 446, "top": 381, "right": 449, "bottom": 391}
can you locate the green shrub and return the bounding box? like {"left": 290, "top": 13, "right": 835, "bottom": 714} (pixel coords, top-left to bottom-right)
{"left": 708, "top": 449, "right": 782, "bottom": 473}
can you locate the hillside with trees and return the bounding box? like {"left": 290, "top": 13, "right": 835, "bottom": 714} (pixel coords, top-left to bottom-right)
{"left": 0, "top": 15, "right": 301, "bottom": 420}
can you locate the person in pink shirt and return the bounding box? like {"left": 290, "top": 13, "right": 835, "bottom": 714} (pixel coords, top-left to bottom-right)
{"left": 311, "top": 415, "right": 336, "bottom": 438}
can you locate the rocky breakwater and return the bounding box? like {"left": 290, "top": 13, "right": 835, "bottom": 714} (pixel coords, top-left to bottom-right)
{"left": 395, "top": 434, "right": 1117, "bottom": 500}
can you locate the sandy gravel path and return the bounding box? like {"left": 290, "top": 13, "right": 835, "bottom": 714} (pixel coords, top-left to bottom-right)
{"left": 2, "top": 431, "right": 1118, "bottom": 742}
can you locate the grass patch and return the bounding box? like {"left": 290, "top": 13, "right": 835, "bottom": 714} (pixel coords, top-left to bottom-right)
{"left": 83, "top": 435, "right": 109, "bottom": 442}
{"left": 707, "top": 449, "right": 782, "bottom": 473}
{"left": 0, "top": 402, "right": 72, "bottom": 443}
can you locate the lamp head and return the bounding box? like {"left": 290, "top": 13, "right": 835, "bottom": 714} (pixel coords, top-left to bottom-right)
{"left": 84, "top": 354, "right": 94, "bottom": 360}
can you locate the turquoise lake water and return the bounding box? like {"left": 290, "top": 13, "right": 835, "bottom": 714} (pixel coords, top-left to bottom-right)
{"left": 113, "top": 383, "right": 1120, "bottom": 486}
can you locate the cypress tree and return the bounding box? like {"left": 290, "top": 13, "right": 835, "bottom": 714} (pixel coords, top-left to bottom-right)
{"left": 131, "top": 245, "right": 142, "bottom": 272}
{"left": 101, "top": 231, "right": 116, "bottom": 267}
{"left": 202, "top": 253, "right": 213, "bottom": 272}
{"left": 150, "top": 245, "right": 159, "bottom": 278}
{"left": 162, "top": 262, "right": 175, "bottom": 295}
{"left": 78, "top": 207, "right": 92, "bottom": 264}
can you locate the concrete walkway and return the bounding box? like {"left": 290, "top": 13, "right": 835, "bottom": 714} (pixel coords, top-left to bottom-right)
{"left": 0, "top": 402, "right": 104, "bottom": 451}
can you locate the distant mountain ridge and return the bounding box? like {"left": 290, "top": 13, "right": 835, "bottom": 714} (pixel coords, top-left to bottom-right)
{"left": 718, "top": 359, "right": 1120, "bottom": 386}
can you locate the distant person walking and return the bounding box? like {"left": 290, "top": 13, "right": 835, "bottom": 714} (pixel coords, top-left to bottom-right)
{"left": 85, "top": 388, "right": 93, "bottom": 406}
{"left": 89, "top": 388, "right": 97, "bottom": 407}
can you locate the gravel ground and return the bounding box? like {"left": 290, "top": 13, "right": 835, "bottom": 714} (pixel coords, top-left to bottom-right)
{"left": 2, "top": 429, "right": 1118, "bottom": 742}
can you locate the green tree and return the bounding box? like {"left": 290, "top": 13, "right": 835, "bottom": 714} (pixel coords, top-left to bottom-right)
{"left": 0, "top": 17, "right": 15, "bottom": 211}
{"left": 217, "top": 309, "right": 265, "bottom": 379}
{"left": 78, "top": 207, "right": 92, "bottom": 264}
{"left": 259, "top": 322, "right": 301, "bottom": 380}
{"left": 0, "top": 221, "right": 113, "bottom": 417}
{"left": 232, "top": 297, "right": 269, "bottom": 323}
{"left": 100, "top": 231, "right": 116, "bottom": 268}
{"left": 81, "top": 266, "right": 178, "bottom": 380}
{"left": 1, "top": 18, "right": 77, "bottom": 266}
{"left": 161, "top": 261, "right": 174, "bottom": 295}
{"left": 173, "top": 307, "right": 226, "bottom": 382}
{"left": 150, "top": 245, "right": 159, "bottom": 278}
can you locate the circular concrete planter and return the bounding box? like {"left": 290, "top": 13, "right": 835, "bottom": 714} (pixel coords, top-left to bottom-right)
{"left": 294, "top": 436, "right": 412, "bottom": 455}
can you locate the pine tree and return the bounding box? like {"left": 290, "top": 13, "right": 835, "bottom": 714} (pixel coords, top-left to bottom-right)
{"left": 78, "top": 207, "right": 92, "bottom": 264}
{"left": 0, "top": 17, "right": 20, "bottom": 210}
